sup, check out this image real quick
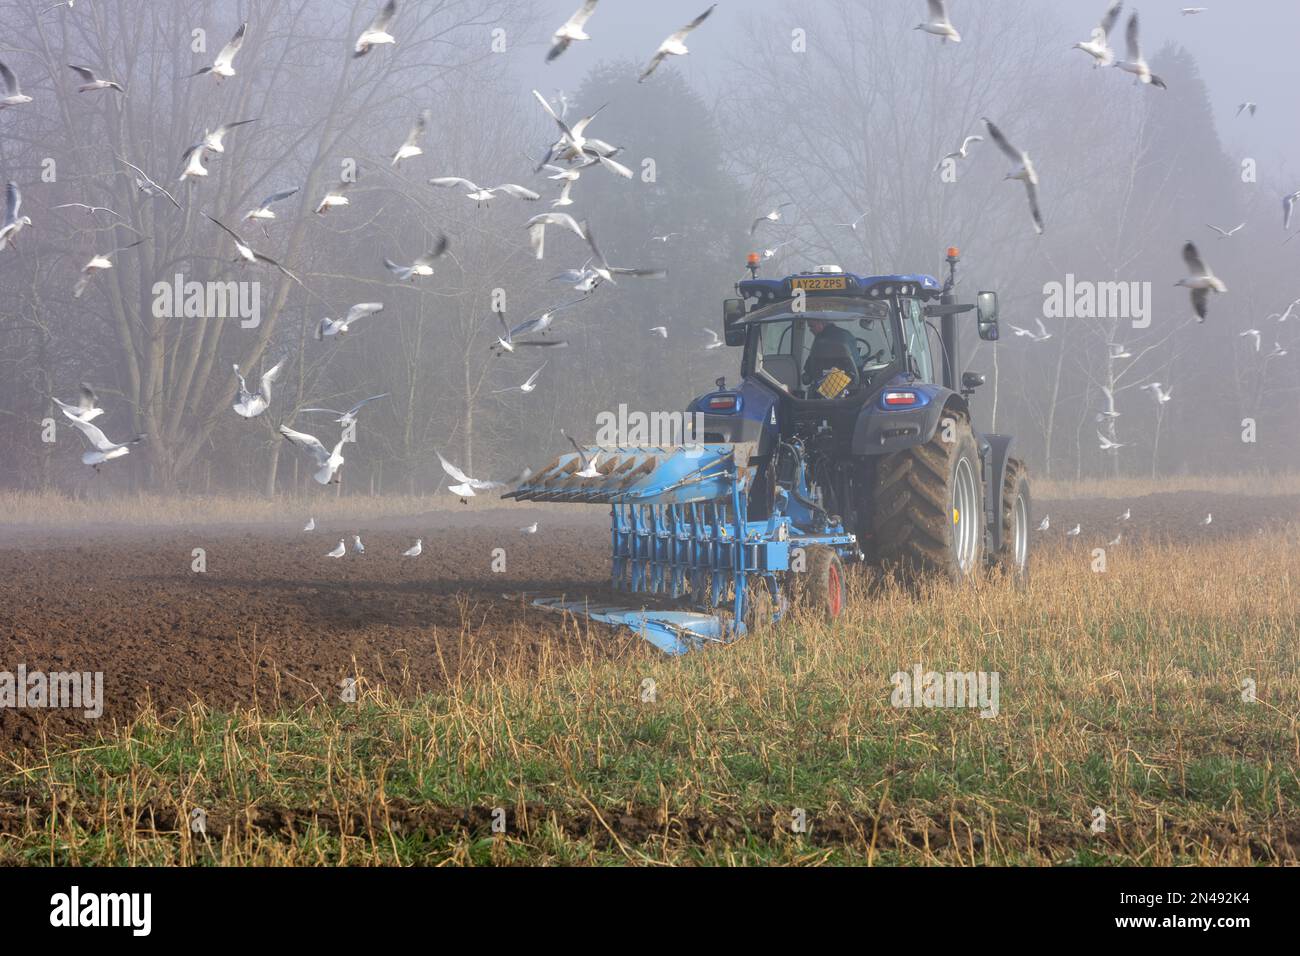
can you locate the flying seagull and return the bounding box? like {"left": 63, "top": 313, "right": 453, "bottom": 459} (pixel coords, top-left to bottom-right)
{"left": 915, "top": 0, "right": 960, "bottom": 43}
{"left": 73, "top": 237, "right": 146, "bottom": 298}
{"left": 300, "top": 394, "right": 389, "bottom": 425}
{"left": 315, "top": 176, "right": 353, "bottom": 214}
{"left": 494, "top": 364, "right": 546, "bottom": 394}
{"left": 1141, "top": 382, "right": 1172, "bottom": 404}
{"left": 53, "top": 202, "right": 122, "bottom": 219}
{"left": 562, "top": 430, "right": 603, "bottom": 478}
{"left": 1073, "top": 1, "right": 1123, "bottom": 68}
{"left": 649, "top": 326, "right": 668, "bottom": 338}
{"left": 242, "top": 187, "right": 299, "bottom": 232}
{"left": 1097, "top": 385, "right": 1120, "bottom": 421}
{"left": 391, "top": 108, "right": 429, "bottom": 165}
{"left": 1007, "top": 318, "right": 1052, "bottom": 342}
{"left": 205, "top": 215, "right": 304, "bottom": 286}
{"left": 1283, "top": 191, "right": 1300, "bottom": 231}
{"left": 1108, "top": 342, "right": 1132, "bottom": 359}
{"left": 0, "top": 60, "right": 33, "bottom": 109}
{"left": 1097, "top": 431, "right": 1127, "bottom": 451}
{"left": 984, "top": 117, "right": 1043, "bottom": 235}
{"left": 548, "top": 0, "right": 599, "bottom": 62}
{"left": 68, "top": 417, "right": 146, "bottom": 470}
{"left": 1236, "top": 102, "right": 1258, "bottom": 118}
{"left": 750, "top": 203, "right": 793, "bottom": 236}
{"left": 384, "top": 237, "right": 448, "bottom": 280}
{"left": 526, "top": 211, "right": 586, "bottom": 259}
{"left": 317, "top": 302, "right": 384, "bottom": 340}
{"left": 116, "top": 156, "right": 181, "bottom": 209}
{"left": 429, "top": 177, "right": 539, "bottom": 206}
{"left": 0, "top": 182, "right": 33, "bottom": 251}
{"left": 68, "top": 64, "right": 124, "bottom": 93}
{"left": 1114, "top": 13, "right": 1167, "bottom": 88}
{"left": 1240, "top": 329, "right": 1261, "bottom": 352}
{"left": 834, "top": 212, "right": 869, "bottom": 230}
{"left": 189, "top": 22, "right": 247, "bottom": 79}
{"left": 354, "top": 0, "right": 398, "bottom": 57}
{"left": 934, "top": 135, "right": 983, "bottom": 171}
{"left": 280, "top": 424, "right": 347, "bottom": 484}
{"left": 1207, "top": 222, "right": 1244, "bottom": 238}
{"left": 1176, "top": 241, "right": 1226, "bottom": 321}
{"left": 178, "top": 143, "right": 210, "bottom": 183}
{"left": 232, "top": 359, "right": 285, "bottom": 418}
{"left": 51, "top": 384, "right": 103, "bottom": 423}
{"left": 703, "top": 327, "right": 725, "bottom": 350}
{"left": 639, "top": 4, "right": 717, "bottom": 83}
{"left": 437, "top": 450, "right": 507, "bottom": 497}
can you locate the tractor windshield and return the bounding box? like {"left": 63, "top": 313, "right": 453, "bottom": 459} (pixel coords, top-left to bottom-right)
{"left": 749, "top": 297, "right": 897, "bottom": 398}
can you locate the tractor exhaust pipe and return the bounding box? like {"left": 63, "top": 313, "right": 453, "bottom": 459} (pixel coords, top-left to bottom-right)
{"left": 940, "top": 246, "right": 961, "bottom": 391}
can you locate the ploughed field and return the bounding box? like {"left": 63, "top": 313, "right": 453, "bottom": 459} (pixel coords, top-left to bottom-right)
{"left": 0, "top": 489, "right": 1289, "bottom": 748}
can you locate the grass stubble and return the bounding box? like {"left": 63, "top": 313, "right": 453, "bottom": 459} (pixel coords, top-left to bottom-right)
{"left": 0, "top": 524, "right": 1296, "bottom": 866}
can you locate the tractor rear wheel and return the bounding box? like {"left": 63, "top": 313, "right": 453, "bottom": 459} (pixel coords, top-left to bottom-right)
{"left": 872, "top": 411, "right": 984, "bottom": 582}
{"left": 995, "top": 458, "right": 1031, "bottom": 585}
{"left": 798, "top": 546, "right": 846, "bottom": 621}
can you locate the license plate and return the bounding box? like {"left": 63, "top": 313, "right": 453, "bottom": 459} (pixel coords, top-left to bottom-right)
{"left": 790, "top": 276, "right": 847, "bottom": 291}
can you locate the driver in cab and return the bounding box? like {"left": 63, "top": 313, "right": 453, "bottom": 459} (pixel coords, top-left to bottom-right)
{"left": 802, "top": 318, "right": 859, "bottom": 391}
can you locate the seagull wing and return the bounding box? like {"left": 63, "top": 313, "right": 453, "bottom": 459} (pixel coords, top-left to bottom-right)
{"left": 260, "top": 187, "right": 299, "bottom": 207}
{"left": 204, "top": 213, "right": 247, "bottom": 247}
{"left": 69, "top": 416, "right": 115, "bottom": 451}
{"left": 0, "top": 60, "right": 19, "bottom": 95}
{"left": 368, "top": 0, "right": 398, "bottom": 32}
{"left": 1099, "top": 0, "right": 1123, "bottom": 37}
{"left": 217, "top": 23, "right": 248, "bottom": 67}
{"left": 674, "top": 3, "right": 716, "bottom": 40}
{"left": 345, "top": 393, "right": 389, "bottom": 416}
{"left": 1024, "top": 180, "right": 1045, "bottom": 235}
{"left": 259, "top": 359, "right": 285, "bottom": 399}
{"left": 491, "top": 183, "right": 541, "bottom": 200}
{"left": 982, "top": 118, "right": 1023, "bottom": 163}
{"left": 1182, "top": 240, "right": 1208, "bottom": 275}
{"left": 1124, "top": 12, "right": 1141, "bottom": 61}
{"left": 67, "top": 64, "right": 98, "bottom": 82}
{"left": 280, "top": 425, "right": 332, "bottom": 466}
{"left": 232, "top": 364, "right": 250, "bottom": 402}
{"left": 562, "top": 430, "right": 591, "bottom": 469}
{"left": 345, "top": 302, "right": 384, "bottom": 324}
{"left": 429, "top": 176, "right": 479, "bottom": 191}
{"left": 78, "top": 383, "right": 98, "bottom": 412}
{"left": 522, "top": 364, "right": 546, "bottom": 389}
{"left": 436, "top": 450, "right": 472, "bottom": 484}
{"left": 4, "top": 182, "right": 19, "bottom": 224}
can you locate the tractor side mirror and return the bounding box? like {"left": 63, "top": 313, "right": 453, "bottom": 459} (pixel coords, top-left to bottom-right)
{"left": 961, "top": 371, "right": 986, "bottom": 395}
{"left": 976, "top": 291, "right": 1000, "bottom": 341}
{"left": 723, "top": 298, "right": 746, "bottom": 346}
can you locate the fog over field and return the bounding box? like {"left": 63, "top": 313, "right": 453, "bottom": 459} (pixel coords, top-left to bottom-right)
{"left": 1, "top": 0, "right": 1297, "bottom": 498}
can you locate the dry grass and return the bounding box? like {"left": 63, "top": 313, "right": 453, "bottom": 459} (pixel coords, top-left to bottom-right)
{"left": 1, "top": 525, "right": 1296, "bottom": 866}
{"left": 1034, "top": 471, "right": 1300, "bottom": 502}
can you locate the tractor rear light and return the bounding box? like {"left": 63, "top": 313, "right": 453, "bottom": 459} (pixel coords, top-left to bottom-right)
{"left": 708, "top": 395, "right": 739, "bottom": 411}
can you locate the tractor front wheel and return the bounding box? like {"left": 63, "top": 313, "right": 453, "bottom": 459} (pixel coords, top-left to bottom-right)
{"left": 872, "top": 411, "right": 985, "bottom": 582}
{"left": 995, "top": 458, "right": 1031, "bottom": 585}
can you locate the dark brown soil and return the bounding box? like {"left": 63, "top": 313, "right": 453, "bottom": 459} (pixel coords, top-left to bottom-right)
{"left": 0, "top": 490, "right": 1290, "bottom": 749}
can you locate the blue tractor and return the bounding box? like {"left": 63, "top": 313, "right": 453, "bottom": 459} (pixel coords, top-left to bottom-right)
{"left": 507, "top": 249, "right": 1030, "bottom": 653}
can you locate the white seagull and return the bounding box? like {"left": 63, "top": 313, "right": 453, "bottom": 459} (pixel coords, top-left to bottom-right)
{"left": 750, "top": 203, "right": 793, "bottom": 236}
{"left": 984, "top": 117, "right": 1043, "bottom": 235}
{"left": 280, "top": 424, "right": 348, "bottom": 485}
{"left": 384, "top": 236, "right": 448, "bottom": 280}
{"left": 316, "top": 302, "right": 384, "bottom": 340}
{"left": 429, "top": 177, "right": 539, "bottom": 206}
{"left": 1073, "top": 1, "right": 1123, "bottom": 67}
{"left": 1240, "top": 329, "right": 1261, "bottom": 352}
{"left": 1207, "top": 222, "right": 1245, "bottom": 238}
{"left": 1007, "top": 317, "right": 1052, "bottom": 342}
{"left": 303, "top": 517, "right": 316, "bottom": 532}
{"left": 563, "top": 431, "right": 603, "bottom": 478}
{"left": 326, "top": 539, "right": 346, "bottom": 558}
{"left": 526, "top": 211, "right": 586, "bottom": 260}
{"left": 315, "top": 176, "right": 353, "bottom": 214}
{"left": 1036, "top": 515, "right": 1050, "bottom": 532}
{"left": 51, "top": 384, "right": 103, "bottom": 423}
{"left": 300, "top": 394, "right": 389, "bottom": 426}
{"left": 352, "top": 535, "right": 365, "bottom": 554}
{"left": 547, "top": 0, "right": 599, "bottom": 62}
{"left": 189, "top": 23, "right": 247, "bottom": 80}
{"left": 437, "top": 450, "right": 507, "bottom": 497}
{"left": 703, "top": 328, "right": 725, "bottom": 350}
{"left": 116, "top": 156, "right": 180, "bottom": 209}
{"left": 232, "top": 359, "right": 285, "bottom": 418}
{"left": 391, "top": 108, "right": 428, "bottom": 165}
{"left": 1097, "top": 431, "right": 1127, "bottom": 451}
{"left": 0, "top": 182, "right": 33, "bottom": 251}
{"left": 1283, "top": 191, "right": 1300, "bottom": 231}
{"left": 1066, "top": 524, "right": 1082, "bottom": 538}
{"left": 242, "top": 187, "right": 299, "bottom": 232}
{"left": 520, "top": 522, "right": 538, "bottom": 534}
{"left": 68, "top": 64, "right": 124, "bottom": 93}
{"left": 834, "top": 211, "right": 869, "bottom": 230}
{"left": 354, "top": 0, "right": 398, "bottom": 57}
{"left": 1108, "top": 342, "right": 1132, "bottom": 359}
{"left": 649, "top": 326, "right": 668, "bottom": 338}
{"left": 206, "top": 215, "right": 304, "bottom": 285}
{"left": 403, "top": 539, "right": 423, "bottom": 557}
{"left": 1114, "top": 13, "right": 1167, "bottom": 88}
{"left": 73, "top": 238, "right": 146, "bottom": 298}
{"left": 1176, "top": 241, "right": 1226, "bottom": 322}
{"left": 1141, "top": 382, "right": 1173, "bottom": 404}
{"left": 915, "top": 0, "right": 960, "bottom": 43}
{"left": 68, "top": 417, "right": 146, "bottom": 470}
{"left": 1201, "top": 513, "right": 1213, "bottom": 526}
{"left": 1117, "top": 507, "right": 1131, "bottom": 522}
{"left": 1236, "top": 102, "right": 1257, "bottom": 118}
{"left": 494, "top": 364, "right": 546, "bottom": 395}
{"left": 0, "top": 60, "right": 33, "bottom": 109}
{"left": 639, "top": 4, "right": 717, "bottom": 83}
{"left": 1097, "top": 385, "right": 1120, "bottom": 421}
{"left": 934, "top": 135, "right": 983, "bottom": 171}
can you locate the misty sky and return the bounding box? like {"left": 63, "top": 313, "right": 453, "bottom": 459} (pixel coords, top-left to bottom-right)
{"left": 521, "top": 0, "right": 1300, "bottom": 179}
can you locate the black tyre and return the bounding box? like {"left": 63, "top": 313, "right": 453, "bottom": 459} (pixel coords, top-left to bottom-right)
{"left": 994, "top": 458, "right": 1031, "bottom": 584}
{"left": 872, "top": 411, "right": 984, "bottom": 581}
{"left": 798, "top": 546, "right": 846, "bottom": 621}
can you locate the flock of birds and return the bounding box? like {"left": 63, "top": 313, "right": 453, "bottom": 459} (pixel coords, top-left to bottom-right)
{"left": 3, "top": 1, "right": 1295, "bottom": 559}
{"left": 1035, "top": 503, "right": 1214, "bottom": 549}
